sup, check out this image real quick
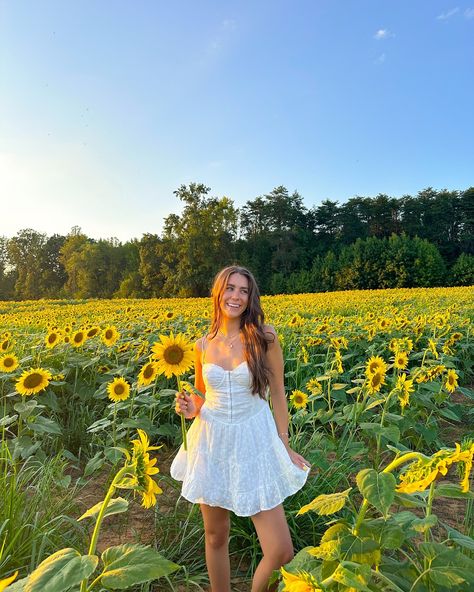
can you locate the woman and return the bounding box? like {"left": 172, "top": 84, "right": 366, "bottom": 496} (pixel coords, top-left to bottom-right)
{"left": 171, "top": 265, "right": 310, "bottom": 592}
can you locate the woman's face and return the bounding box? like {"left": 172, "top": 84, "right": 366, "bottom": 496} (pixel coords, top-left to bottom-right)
{"left": 220, "top": 273, "right": 249, "bottom": 320}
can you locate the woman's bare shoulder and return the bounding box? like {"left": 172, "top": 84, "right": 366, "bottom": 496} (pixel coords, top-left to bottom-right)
{"left": 263, "top": 324, "right": 278, "bottom": 343}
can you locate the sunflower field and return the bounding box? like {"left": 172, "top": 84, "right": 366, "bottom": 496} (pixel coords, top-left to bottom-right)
{"left": 1, "top": 286, "right": 473, "bottom": 591}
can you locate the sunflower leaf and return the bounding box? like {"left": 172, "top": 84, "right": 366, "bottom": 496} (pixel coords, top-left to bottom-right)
{"left": 78, "top": 497, "right": 129, "bottom": 522}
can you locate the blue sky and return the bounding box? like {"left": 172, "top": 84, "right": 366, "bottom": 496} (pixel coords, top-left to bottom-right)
{"left": 1, "top": 1, "right": 473, "bottom": 242}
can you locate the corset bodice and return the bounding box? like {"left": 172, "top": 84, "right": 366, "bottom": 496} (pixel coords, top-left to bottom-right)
{"left": 201, "top": 361, "right": 267, "bottom": 424}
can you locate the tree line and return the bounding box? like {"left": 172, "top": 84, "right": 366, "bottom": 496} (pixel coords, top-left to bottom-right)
{"left": 1, "top": 184, "right": 473, "bottom": 300}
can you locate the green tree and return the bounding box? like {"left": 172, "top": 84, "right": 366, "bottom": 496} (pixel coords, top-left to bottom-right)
{"left": 161, "top": 183, "right": 238, "bottom": 297}
{"left": 451, "top": 253, "right": 474, "bottom": 286}
{"left": 7, "top": 229, "right": 47, "bottom": 299}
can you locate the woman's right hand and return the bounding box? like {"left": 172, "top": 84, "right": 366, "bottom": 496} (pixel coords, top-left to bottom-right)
{"left": 175, "top": 391, "right": 197, "bottom": 419}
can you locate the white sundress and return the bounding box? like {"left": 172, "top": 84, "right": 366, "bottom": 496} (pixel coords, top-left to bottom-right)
{"left": 170, "top": 339, "right": 309, "bottom": 517}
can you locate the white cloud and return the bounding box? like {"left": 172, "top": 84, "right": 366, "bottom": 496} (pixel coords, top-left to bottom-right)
{"left": 465, "top": 8, "right": 474, "bottom": 18}
{"left": 436, "top": 7, "right": 459, "bottom": 20}
{"left": 374, "top": 29, "right": 394, "bottom": 40}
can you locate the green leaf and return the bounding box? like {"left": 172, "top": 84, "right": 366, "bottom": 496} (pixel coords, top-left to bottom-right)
{"left": 78, "top": 497, "right": 129, "bottom": 522}
{"left": 435, "top": 483, "right": 474, "bottom": 500}
{"left": 356, "top": 469, "right": 396, "bottom": 517}
{"left": 83, "top": 452, "right": 104, "bottom": 477}
{"left": 5, "top": 577, "right": 28, "bottom": 591}
{"left": 24, "top": 548, "right": 98, "bottom": 592}
{"left": 412, "top": 514, "right": 437, "bottom": 532}
{"left": 100, "top": 544, "right": 180, "bottom": 588}
{"left": 28, "top": 416, "right": 62, "bottom": 435}
{"left": 332, "top": 562, "right": 372, "bottom": 591}
{"left": 0, "top": 414, "right": 18, "bottom": 427}
{"left": 14, "top": 400, "right": 38, "bottom": 416}
{"left": 444, "top": 525, "right": 474, "bottom": 551}
{"left": 359, "top": 423, "right": 400, "bottom": 444}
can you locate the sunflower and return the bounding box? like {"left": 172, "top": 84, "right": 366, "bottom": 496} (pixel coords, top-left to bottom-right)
{"left": 137, "top": 361, "right": 159, "bottom": 387}
{"left": 367, "top": 371, "right": 385, "bottom": 395}
{"left": 393, "top": 351, "right": 408, "bottom": 370}
{"left": 306, "top": 378, "right": 322, "bottom": 396}
{"left": 445, "top": 369, "right": 459, "bottom": 394}
{"left": 151, "top": 332, "right": 194, "bottom": 378}
{"left": 0, "top": 353, "right": 19, "bottom": 373}
{"left": 71, "top": 330, "right": 86, "bottom": 348}
{"left": 164, "top": 310, "right": 175, "bottom": 320}
{"left": 102, "top": 326, "right": 120, "bottom": 346}
{"left": 0, "top": 571, "right": 18, "bottom": 591}
{"left": 280, "top": 566, "right": 321, "bottom": 592}
{"left": 15, "top": 368, "right": 52, "bottom": 396}
{"left": 1, "top": 339, "right": 11, "bottom": 352}
{"left": 130, "top": 429, "right": 163, "bottom": 508}
{"left": 396, "top": 374, "right": 415, "bottom": 410}
{"left": 365, "top": 356, "right": 387, "bottom": 376}
{"left": 86, "top": 326, "right": 100, "bottom": 339}
{"left": 290, "top": 390, "right": 308, "bottom": 409}
{"left": 107, "top": 377, "right": 131, "bottom": 402}
{"left": 45, "top": 330, "right": 62, "bottom": 349}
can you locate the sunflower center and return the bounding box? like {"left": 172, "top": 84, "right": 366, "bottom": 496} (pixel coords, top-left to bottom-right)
{"left": 48, "top": 334, "right": 57, "bottom": 343}
{"left": 114, "top": 384, "right": 125, "bottom": 395}
{"left": 105, "top": 330, "right": 113, "bottom": 339}
{"left": 4, "top": 358, "right": 14, "bottom": 367}
{"left": 163, "top": 345, "right": 184, "bottom": 365}
{"left": 24, "top": 373, "right": 44, "bottom": 389}
{"left": 74, "top": 333, "right": 84, "bottom": 343}
{"left": 371, "top": 373, "right": 382, "bottom": 387}
{"left": 143, "top": 365, "right": 154, "bottom": 379}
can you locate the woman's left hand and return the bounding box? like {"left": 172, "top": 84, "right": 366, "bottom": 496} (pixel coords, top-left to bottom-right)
{"left": 286, "top": 446, "right": 311, "bottom": 471}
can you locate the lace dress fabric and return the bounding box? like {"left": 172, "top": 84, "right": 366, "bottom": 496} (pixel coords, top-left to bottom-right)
{"left": 170, "top": 341, "right": 309, "bottom": 517}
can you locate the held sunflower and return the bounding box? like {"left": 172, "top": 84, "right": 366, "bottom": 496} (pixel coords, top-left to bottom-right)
{"left": 0, "top": 353, "right": 19, "bottom": 373}
{"left": 107, "top": 377, "right": 131, "bottom": 402}
{"left": 15, "top": 368, "right": 52, "bottom": 396}
{"left": 151, "top": 332, "right": 194, "bottom": 378}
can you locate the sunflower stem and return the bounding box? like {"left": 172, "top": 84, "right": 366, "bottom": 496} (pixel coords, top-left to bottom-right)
{"left": 80, "top": 464, "right": 130, "bottom": 592}
{"left": 177, "top": 376, "right": 188, "bottom": 451}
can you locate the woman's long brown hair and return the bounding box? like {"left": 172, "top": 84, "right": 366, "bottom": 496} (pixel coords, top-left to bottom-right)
{"left": 208, "top": 265, "right": 274, "bottom": 398}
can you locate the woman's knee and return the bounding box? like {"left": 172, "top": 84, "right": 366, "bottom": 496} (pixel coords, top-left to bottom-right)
{"left": 205, "top": 525, "right": 229, "bottom": 549}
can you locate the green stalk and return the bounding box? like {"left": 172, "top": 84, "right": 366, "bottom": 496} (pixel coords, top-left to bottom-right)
{"left": 353, "top": 451, "right": 426, "bottom": 534}
{"left": 177, "top": 376, "right": 187, "bottom": 451}
{"left": 80, "top": 464, "right": 130, "bottom": 592}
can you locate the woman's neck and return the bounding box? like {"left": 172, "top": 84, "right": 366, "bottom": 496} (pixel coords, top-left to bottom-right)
{"left": 218, "top": 318, "right": 241, "bottom": 337}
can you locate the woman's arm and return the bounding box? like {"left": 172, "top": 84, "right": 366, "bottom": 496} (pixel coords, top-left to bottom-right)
{"left": 265, "top": 325, "right": 310, "bottom": 470}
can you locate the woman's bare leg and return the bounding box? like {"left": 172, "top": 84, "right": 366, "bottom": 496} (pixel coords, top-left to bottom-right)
{"left": 250, "top": 504, "right": 294, "bottom": 592}
{"left": 200, "top": 504, "right": 231, "bottom": 592}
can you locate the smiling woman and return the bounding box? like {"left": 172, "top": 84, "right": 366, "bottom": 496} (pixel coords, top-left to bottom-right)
{"left": 170, "top": 265, "right": 310, "bottom": 592}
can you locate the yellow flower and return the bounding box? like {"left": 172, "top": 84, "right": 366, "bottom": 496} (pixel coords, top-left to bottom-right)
{"left": 107, "top": 377, "right": 131, "bottom": 402}
{"left": 45, "top": 330, "right": 62, "bottom": 349}
{"left": 86, "top": 326, "right": 101, "bottom": 339}
{"left": 367, "top": 371, "right": 385, "bottom": 395}
{"left": 393, "top": 351, "right": 408, "bottom": 370}
{"left": 137, "top": 361, "right": 159, "bottom": 387}
{"left": 163, "top": 310, "right": 175, "bottom": 320}
{"left": 0, "top": 571, "right": 18, "bottom": 591}
{"left": 71, "top": 330, "right": 86, "bottom": 348}
{"left": 0, "top": 353, "right": 19, "bottom": 373}
{"left": 15, "top": 367, "right": 52, "bottom": 396}
{"left": 333, "top": 348, "right": 343, "bottom": 374}
{"left": 1, "top": 339, "right": 12, "bottom": 352}
{"left": 306, "top": 378, "right": 322, "bottom": 396}
{"left": 130, "top": 429, "right": 163, "bottom": 508}
{"left": 428, "top": 339, "right": 439, "bottom": 359}
{"left": 365, "top": 356, "right": 387, "bottom": 376}
{"left": 396, "top": 374, "right": 415, "bottom": 410}
{"left": 290, "top": 390, "right": 308, "bottom": 410}
{"left": 102, "top": 326, "right": 120, "bottom": 347}
{"left": 280, "top": 566, "right": 321, "bottom": 592}
{"left": 397, "top": 443, "right": 474, "bottom": 494}
{"left": 151, "top": 332, "right": 194, "bottom": 378}
{"left": 445, "top": 369, "right": 458, "bottom": 394}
